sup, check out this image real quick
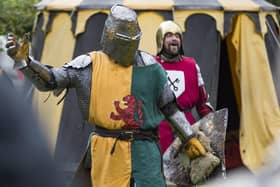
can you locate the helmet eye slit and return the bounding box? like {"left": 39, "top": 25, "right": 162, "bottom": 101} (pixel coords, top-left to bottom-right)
{"left": 115, "top": 32, "right": 142, "bottom": 41}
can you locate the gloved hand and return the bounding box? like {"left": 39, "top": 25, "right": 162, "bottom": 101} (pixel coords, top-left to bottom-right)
{"left": 5, "top": 32, "right": 30, "bottom": 62}
{"left": 186, "top": 137, "right": 206, "bottom": 159}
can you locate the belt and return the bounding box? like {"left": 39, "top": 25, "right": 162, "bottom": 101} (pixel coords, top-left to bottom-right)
{"left": 95, "top": 125, "right": 158, "bottom": 141}
{"left": 94, "top": 125, "right": 159, "bottom": 154}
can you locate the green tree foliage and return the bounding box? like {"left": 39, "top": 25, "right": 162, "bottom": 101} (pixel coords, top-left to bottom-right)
{"left": 0, "top": 0, "right": 40, "bottom": 37}
{"left": 267, "top": 0, "right": 280, "bottom": 6}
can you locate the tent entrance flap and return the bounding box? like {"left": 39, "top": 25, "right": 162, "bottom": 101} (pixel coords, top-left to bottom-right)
{"left": 265, "top": 15, "right": 280, "bottom": 105}
{"left": 226, "top": 14, "right": 280, "bottom": 172}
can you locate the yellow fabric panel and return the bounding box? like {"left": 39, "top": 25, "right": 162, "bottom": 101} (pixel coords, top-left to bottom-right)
{"left": 89, "top": 52, "right": 133, "bottom": 129}
{"left": 123, "top": 0, "right": 173, "bottom": 10}
{"left": 35, "top": 13, "right": 76, "bottom": 154}
{"left": 32, "top": 12, "right": 41, "bottom": 33}
{"left": 75, "top": 10, "right": 109, "bottom": 36}
{"left": 173, "top": 10, "right": 224, "bottom": 38}
{"left": 259, "top": 12, "right": 269, "bottom": 36}
{"left": 46, "top": 0, "right": 82, "bottom": 11}
{"left": 226, "top": 16, "right": 242, "bottom": 111}
{"left": 227, "top": 14, "right": 280, "bottom": 171}
{"left": 42, "top": 11, "right": 49, "bottom": 33}
{"left": 91, "top": 136, "right": 131, "bottom": 187}
{"left": 218, "top": 0, "right": 259, "bottom": 11}
{"left": 138, "top": 12, "right": 164, "bottom": 54}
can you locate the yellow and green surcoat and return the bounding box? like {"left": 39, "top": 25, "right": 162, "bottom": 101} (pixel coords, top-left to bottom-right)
{"left": 88, "top": 51, "right": 167, "bottom": 187}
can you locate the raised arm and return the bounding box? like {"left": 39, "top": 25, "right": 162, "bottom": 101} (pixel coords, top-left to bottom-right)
{"left": 5, "top": 33, "right": 69, "bottom": 92}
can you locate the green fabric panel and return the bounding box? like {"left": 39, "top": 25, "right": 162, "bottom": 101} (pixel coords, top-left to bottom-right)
{"left": 131, "top": 140, "right": 165, "bottom": 187}
{"left": 130, "top": 63, "right": 167, "bottom": 186}
{"left": 131, "top": 63, "right": 167, "bottom": 130}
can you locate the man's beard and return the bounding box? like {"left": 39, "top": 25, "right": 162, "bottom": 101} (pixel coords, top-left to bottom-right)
{"left": 162, "top": 46, "right": 180, "bottom": 59}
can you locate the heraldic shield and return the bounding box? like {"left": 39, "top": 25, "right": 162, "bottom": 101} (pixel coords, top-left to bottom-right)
{"left": 163, "top": 108, "right": 228, "bottom": 185}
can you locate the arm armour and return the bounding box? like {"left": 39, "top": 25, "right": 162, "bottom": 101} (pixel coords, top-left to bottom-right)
{"left": 19, "top": 55, "right": 92, "bottom": 120}
{"left": 20, "top": 56, "right": 57, "bottom": 91}
{"left": 19, "top": 55, "right": 92, "bottom": 93}
{"left": 159, "top": 83, "right": 195, "bottom": 142}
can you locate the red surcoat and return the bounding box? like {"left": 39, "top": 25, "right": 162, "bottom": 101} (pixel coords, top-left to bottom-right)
{"left": 155, "top": 56, "right": 212, "bottom": 153}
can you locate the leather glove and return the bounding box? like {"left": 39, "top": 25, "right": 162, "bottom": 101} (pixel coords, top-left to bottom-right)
{"left": 186, "top": 137, "right": 206, "bottom": 159}
{"left": 5, "top": 32, "right": 30, "bottom": 62}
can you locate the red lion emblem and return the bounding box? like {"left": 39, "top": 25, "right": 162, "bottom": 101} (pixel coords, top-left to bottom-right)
{"left": 110, "top": 95, "right": 143, "bottom": 129}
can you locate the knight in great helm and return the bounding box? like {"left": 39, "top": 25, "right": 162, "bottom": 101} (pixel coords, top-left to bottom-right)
{"left": 5, "top": 5, "right": 206, "bottom": 187}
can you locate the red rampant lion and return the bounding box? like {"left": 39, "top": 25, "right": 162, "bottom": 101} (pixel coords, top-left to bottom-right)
{"left": 110, "top": 95, "right": 143, "bottom": 129}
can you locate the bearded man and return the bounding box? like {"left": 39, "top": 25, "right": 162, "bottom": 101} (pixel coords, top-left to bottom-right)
{"left": 155, "top": 21, "right": 214, "bottom": 154}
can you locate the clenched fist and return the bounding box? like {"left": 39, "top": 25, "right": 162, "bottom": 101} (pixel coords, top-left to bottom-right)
{"left": 186, "top": 137, "right": 206, "bottom": 159}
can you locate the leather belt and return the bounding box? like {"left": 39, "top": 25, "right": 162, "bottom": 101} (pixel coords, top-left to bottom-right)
{"left": 94, "top": 125, "right": 158, "bottom": 141}
{"left": 94, "top": 125, "right": 159, "bottom": 154}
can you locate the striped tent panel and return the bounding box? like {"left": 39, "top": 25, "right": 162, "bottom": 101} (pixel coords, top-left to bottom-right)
{"left": 218, "top": 0, "right": 260, "bottom": 11}
{"left": 36, "top": 0, "right": 82, "bottom": 10}
{"left": 123, "top": 0, "right": 173, "bottom": 10}
{"left": 174, "top": 0, "right": 222, "bottom": 10}
{"left": 77, "top": 0, "right": 174, "bottom": 10}
{"left": 77, "top": 0, "right": 122, "bottom": 9}
{"left": 35, "top": 0, "right": 278, "bottom": 11}
{"left": 252, "top": 0, "right": 279, "bottom": 10}
{"left": 218, "top": 0, "right": 279, "bottom": 11}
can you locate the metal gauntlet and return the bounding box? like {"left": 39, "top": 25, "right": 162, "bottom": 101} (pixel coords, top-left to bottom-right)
{"left": 20, "top": 56, "right": 56, "bottom": 91}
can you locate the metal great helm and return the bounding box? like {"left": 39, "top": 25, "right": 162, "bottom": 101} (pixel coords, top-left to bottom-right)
{"left": 156, "top": 20, "right": 184, "bottom": 56}
{"left": 101, "top": 4, "right": 142, "bottom": 67}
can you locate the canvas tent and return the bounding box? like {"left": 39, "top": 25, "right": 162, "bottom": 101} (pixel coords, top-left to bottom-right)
{"left": 31, "top": 0, "right": 280, "bottom": 179}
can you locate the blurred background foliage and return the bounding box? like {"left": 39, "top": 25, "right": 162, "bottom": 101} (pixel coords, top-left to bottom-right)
{"left": 269, "top": 0, "right": 280, "bottom": 6}
{"left": 0, "top": 0, "right": 40, "bottom": 37}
